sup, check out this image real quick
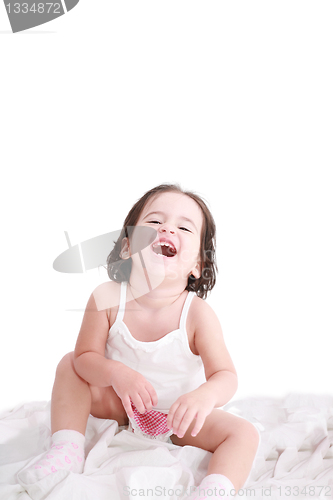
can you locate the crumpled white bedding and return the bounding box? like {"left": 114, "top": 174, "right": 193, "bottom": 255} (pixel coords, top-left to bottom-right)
{"left": 0, "top": 394, "right": 332, "bottom": 500}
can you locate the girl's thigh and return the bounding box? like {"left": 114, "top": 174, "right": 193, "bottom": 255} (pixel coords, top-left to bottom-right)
{"left": 89, "top": 384, "right": 129, "bottom": 426}
{"left": 170, "top": 408, "right": 257, "bottom": 452}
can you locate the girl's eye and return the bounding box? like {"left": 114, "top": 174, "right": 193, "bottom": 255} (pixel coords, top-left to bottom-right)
{"left": 148, "top": 220, "right": 161, "bottom": 224}
{"left": 180, "top": 227, "right": 190, "bottom": 232}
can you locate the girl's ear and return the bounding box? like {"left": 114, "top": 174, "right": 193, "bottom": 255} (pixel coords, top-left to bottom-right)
{"left": 120, "top": 238, "right": 131, "bottom": 259}
{"left": 191, "top": 262, "right": 201, "bottom": 279}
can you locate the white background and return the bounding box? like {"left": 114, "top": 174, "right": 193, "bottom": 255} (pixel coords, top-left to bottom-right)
{"left": 0, "top": 1, "right": 332, "bottom": 414}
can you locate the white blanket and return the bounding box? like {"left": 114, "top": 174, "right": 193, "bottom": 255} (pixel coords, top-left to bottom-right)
{"left": 0, "top": 394, "right": 332, "bottom": 500}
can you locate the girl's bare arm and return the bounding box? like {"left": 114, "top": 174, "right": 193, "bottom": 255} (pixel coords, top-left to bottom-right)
{"left": 192, "top": 297, "right": 238, "bottom": 407}
{"left": 73, "top": 284, "right": 120, "bottom": 387}
{"left": 73, "top": 282, "right": 158, "bottom": 415}
{"left": 167, "top": 297, "right": 238, "bottom": 437}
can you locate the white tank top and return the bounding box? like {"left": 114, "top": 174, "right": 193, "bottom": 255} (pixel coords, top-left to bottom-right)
{"left": 105, "top": 282, "right": 206, "bottom": 413}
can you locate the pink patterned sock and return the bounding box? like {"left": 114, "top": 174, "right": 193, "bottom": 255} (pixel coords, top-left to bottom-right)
{"left": 17, "top": 430, "right": 85, "bottom": 485}
{"left": 188, "top": 474, "right": 235, "bottom": 499}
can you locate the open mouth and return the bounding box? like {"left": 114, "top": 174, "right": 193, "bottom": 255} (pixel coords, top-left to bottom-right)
{"left": 152, "top": 240, "right": 177, "bottom": 257}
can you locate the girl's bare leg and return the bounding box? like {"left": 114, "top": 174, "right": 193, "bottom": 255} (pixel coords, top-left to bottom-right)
{"left": 171, "top": 409, "right": 260, "bottom": 495}
{"left": 51, "top": 352, "right": 92, "bottom": 435}
{"left": 51, "top": 351, "right": 128, "bottom": 434}
{"left": 18, "top": 352, "right": 127, "bottom": 486}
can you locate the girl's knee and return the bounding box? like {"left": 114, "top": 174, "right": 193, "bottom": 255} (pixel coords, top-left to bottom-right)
{"left": 237, "top": 419, "right": 260, "bottom": 450}
{"left": 56, "top": 351, "right": 75, "bottom": 376}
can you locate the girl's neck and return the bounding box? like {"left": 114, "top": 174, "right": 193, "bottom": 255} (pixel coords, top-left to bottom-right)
{"left": 127, "top": 276, "right": 187, "bottom": 311}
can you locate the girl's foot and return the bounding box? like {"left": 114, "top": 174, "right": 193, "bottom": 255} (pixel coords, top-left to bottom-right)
{"left": 187, "top": 474, "right": 235, "bottom": 499}
{"left": 17, "top": 429, "right": 85, "bottom": 485}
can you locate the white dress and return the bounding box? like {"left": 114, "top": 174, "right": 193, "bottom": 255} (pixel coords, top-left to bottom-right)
{"left": 105, "top": 282, "right": 206, "bottom": 440}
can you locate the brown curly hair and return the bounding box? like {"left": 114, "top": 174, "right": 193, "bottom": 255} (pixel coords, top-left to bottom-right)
{"left": 106, "top": 184, "right": 217, "bottom": 299}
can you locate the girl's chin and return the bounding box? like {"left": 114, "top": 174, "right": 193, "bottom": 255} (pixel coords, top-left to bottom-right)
{"left": 146, "top": 266, "right": 192, "bottom": 284}
{"left": 131, "top": 264, "right": 190, "bottom": 285}
{"left": 132, "top": 252, "right": 193, "bottom": 283}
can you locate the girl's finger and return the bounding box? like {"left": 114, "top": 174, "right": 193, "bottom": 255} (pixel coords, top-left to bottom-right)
{"left": 139, "top": 388, "right": 155, "bottom": 412}
{"left": 147, "top": 385, "right": 158, "bottom": 407}
{"left": 169, "top": 404, "right": 189, "bottom": 436}
{"left": 190, "top": 411, "right": 206, "bottom": 437}
{"left": 131, "top": 394, "right": 147, "bottom": 414}
{"left": 122, "top": 396, "right": 134, "bottom": 418}
{"left": 176, "top": 408, "right": 197, "bottom": 438}
{"left": 167, "top": 401, "right": 181, "bottom": 430}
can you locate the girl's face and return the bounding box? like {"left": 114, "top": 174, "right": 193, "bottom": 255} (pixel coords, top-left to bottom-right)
{"left": 130, "top": 191, "right": 203, "bottom": 286}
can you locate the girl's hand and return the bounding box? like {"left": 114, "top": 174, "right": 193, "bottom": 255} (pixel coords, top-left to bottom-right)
{"left": 110, "top": 362, "right": 158, "bottom": 418}
{"left": 167, "top": 387, "right": 215, "bottom": 438}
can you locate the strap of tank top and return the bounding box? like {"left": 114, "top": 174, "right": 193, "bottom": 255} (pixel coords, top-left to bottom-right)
{"left": 179, "top": 291, "right": 195, "bottom": 331}
{"left": 115, "top": 281, "right": 127, "bottom": 322}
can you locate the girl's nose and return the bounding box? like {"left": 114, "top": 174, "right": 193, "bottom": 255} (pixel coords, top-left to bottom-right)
{"left": 159, "top": 223, "right": 176, "bottom": 235}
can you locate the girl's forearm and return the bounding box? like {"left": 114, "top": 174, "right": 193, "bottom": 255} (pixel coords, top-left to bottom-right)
{"left": 199, "top": 370, "right": 238, "bottom": 408}
{"left": 74, "top": 351, "right": 120, "bottom": 387}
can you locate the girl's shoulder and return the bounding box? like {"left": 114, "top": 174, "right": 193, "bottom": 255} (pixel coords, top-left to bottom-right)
{"left": 187, "top": 293, "right": 217, "bottom": 331}
{"left": 190, "top": 292, "right": 214, "bottom": 313}
{"left": 91, "top": 280, "right": 122, "bottom": 328}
